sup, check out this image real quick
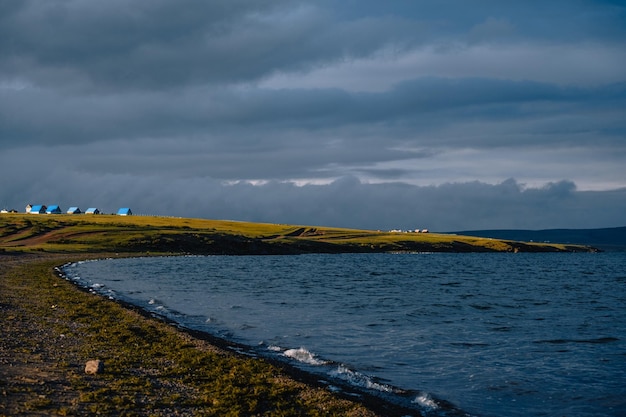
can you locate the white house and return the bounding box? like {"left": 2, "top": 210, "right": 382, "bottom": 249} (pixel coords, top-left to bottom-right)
{"left": 67, "top": 207, "right": 82, "bottom": 214}
{"left": 46, "top": 205, "right": 62, "bottom": 214}
{"left": 29, "top": 205, "right": 47, "bottom": 214}
{"left": 117, "top": 208, "right": 132, "bottom": 216}
{"left": 85, "top": 208, "right": 101, "bottom": 214}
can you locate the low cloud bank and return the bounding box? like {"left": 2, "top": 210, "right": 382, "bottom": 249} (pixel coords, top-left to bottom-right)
{"left": 4, "top": 172, "right": 624, "bottom": 232}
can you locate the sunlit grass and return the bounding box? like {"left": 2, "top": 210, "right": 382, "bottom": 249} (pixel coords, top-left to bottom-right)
{"left": 0, "top": 213, "right": 591, "bottom": 253}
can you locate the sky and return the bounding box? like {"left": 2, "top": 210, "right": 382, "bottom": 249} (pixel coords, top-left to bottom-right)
{"left": 1, "top": 0, "right": 625, "bottom": 232}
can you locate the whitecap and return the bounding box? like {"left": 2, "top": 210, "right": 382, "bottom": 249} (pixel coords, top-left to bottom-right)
{"left": 412, "top": 392, "right": 438, "bottom": 410}
{"left": 283, "top": 347, "right": 328, "bottom": 366}
{"left": 329, "top": 365, "right": 393, "bottom": 393}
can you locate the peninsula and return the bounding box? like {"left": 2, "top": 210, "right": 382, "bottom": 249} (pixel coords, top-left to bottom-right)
{"left": 0, "top": 213, "right": 597, "bottom": 255}
{"left": 0, "top": 213, "right": 596, "bottom": 416}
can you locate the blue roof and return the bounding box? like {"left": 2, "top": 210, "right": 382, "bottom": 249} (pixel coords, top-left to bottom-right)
{"left": 85, "top": 208, "right": 100, "bottom": 213}
{"left": 46, "top": 205, "right": 62, "bottom": 213}
{"left": 117, "top": 207, "right": 132, "bottom": 215}
{"left": 30, "top": 205, "right": 46, "bottom": 212}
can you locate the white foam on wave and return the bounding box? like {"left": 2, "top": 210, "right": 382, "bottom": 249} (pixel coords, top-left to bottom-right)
{"left": 412, "top": 392, "right": 438, "bottom": 410}
{"left": 283, "top": 347, "right": 328, "bottom": 366}
{"left": 329, "top": 365, "right": 393, "bottom": 393}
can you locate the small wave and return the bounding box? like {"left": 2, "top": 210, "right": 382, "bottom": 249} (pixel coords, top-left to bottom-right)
{"left": 534, "top": 337, "right": 619, "bottom": 345}
{"left": 469, "top": 303, "right": 493, "bottom": 311}
{"left": 329, "top": 365, "right": 394, "bottom": 393}
{"left": 283, "top": 347, "right": 328, "bottom": 366}
{"left": 412, "top": 392, "right": 439, "bottom": 411}
{"left": 490, "top": 326, "right": 512, "bottom": 332}
{"left": 450, "top": 342, "right": 489, "bottom": 348}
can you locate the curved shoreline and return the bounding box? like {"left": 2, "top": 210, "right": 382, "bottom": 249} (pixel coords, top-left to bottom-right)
{"left": 1, "top": 252, "right": 426, "bottom": 416}
{"left": 60, "top": 255, "right": 472, "bottom": 417}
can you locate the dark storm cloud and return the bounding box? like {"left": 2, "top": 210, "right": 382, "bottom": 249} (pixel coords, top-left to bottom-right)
{"left": 4, "top": 0, "right": 623, "bottom": 92}
{"left": 2, "top": 77, "right": 623, "bottom": 153}
{"left": 0, "top": 0, "right": 422, "bottom": 92}
{"left": 1, "top": 0, "right": 293, "bottom": 89}
{"left": 1, "top": 0, "right": 625, "bottom": 229}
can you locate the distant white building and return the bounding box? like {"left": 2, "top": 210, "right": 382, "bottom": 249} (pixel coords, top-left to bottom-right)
{"left": 117, "top": 208, "right": 132, "bottom": 216}
{"left": 29, "top": 205, "right": 47, "bottom": 214}
{"left": 67, "top": 207, "right": 82, "bottom": 214}
{"left": 85, "top": 208, "right": 101, "bottom": 214}
{"left": 46, "top": 205, "right": 62, "bottom": 214}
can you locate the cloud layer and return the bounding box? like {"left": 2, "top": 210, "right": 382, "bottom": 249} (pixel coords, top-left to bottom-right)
{"left": 1, "top": 1, "right": 625, "bottom": 230}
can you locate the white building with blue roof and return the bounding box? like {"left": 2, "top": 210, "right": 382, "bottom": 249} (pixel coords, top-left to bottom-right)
{"left": 28, "top": 205, "right": 47, "bottom": 214}
{"left": 117, "top": 208, "right": 132, "bottom": 216}
{"left": 46, "top": 205, "right": 62, "bottom": 214}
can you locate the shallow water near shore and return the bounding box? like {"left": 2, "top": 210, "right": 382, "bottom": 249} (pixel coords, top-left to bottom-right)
{"left": 64, "top": 252, "right": 626, "bottom": 417}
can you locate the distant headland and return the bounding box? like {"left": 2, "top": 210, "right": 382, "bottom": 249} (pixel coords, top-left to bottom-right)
{"left": 0, "top": 212, "right": 598, "bottom": 254}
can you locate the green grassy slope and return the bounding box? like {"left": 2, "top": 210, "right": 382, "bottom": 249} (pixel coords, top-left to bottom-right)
{"left": 0, "top": 214, "right": 596, "bottom": 253}
{"left": 452, "top": 227, "right": 626, "bottom": 251}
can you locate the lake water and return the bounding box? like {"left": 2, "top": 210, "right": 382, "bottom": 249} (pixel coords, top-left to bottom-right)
{"left": 63, "top": 253, "right": 626, "bottom": 417}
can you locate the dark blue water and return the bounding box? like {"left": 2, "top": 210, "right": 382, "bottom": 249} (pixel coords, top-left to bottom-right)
{"left": 63, "top": 253, "right": 626, "bottom": 417}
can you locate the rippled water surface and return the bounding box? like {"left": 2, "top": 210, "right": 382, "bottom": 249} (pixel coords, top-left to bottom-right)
{"left": 64, "top": 253, "right": 626, "bottom": 417}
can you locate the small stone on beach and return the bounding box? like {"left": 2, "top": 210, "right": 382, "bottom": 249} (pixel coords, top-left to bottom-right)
{"left": 85, "top": 360, "right": 104, "bottom": 374}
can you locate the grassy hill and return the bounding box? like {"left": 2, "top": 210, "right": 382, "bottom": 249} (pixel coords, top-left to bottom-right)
{"left": 0, "top": 213, "right": 596, "bottom": 254}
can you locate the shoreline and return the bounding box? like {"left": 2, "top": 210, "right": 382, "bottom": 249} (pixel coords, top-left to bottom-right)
{"left": 1, "top": 252, "right": 424, "bottom": 416}
{"left": 60, "top": 254, "right": 470, "bottom": 417}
